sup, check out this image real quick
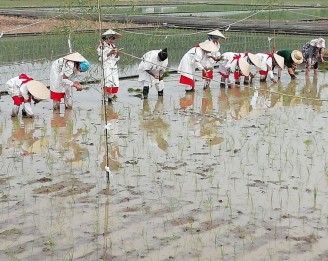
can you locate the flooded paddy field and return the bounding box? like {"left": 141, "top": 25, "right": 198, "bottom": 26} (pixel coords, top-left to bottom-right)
{"left": 1, "top": 69, "right": 328, "bottom": 260}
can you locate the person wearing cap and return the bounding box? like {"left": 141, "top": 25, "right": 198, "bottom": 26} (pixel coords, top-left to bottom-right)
{"left": 178, "top": 40, "right": 219, "bottom": 92}
{"left": 302, "top": 38, "right": 325, "bottom": 75}
{"left": 138, "top": 48, "right": 168, "bottom": 98}
{"left": 255, "top": 52, "right": 284, "bottom": 83}
{"left": 6, "top": 74, "right": 49, "bottom": 118}
{"left": 218, "top": 52, "right": 250, "bottom": 87}
{"left": 97, "top": 29, "right": 122, "bottom": 102}
{"left": 276, "top": 50, "right": 303, "bottom": 80}
{"left": 50, "top": 52, "right": 90, "bottom": 110}
{"left": 204, "top": 30, "right": 225, "bottom": 89}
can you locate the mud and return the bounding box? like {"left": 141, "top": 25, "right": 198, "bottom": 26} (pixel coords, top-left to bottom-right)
{"left": 1, "top": 71, "right": 328, "bottom": 260}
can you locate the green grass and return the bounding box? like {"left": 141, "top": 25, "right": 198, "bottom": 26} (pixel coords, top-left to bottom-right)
{"left": 0, "top": 28, "right": 313, "bottom": 68}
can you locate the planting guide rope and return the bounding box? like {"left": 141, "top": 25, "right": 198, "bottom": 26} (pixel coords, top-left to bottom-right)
{"left": 1, "top": 6, "right": 328, "bottom": 105}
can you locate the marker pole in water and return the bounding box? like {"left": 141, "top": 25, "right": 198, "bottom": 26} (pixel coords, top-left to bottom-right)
{"left": 68, "top": 33, "right": 72, "bottom": 53}
{"left": 97, "top": 0, "right": 111, "bottom": 184}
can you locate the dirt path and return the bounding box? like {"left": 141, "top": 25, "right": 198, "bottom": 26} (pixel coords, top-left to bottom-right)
{"left": 0, "top": 15, "right": 144, "bottom": 34}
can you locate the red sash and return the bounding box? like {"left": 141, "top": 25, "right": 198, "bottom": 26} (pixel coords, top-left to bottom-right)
{"left": 19, "top": 74, "right": 33, "bottom": 85}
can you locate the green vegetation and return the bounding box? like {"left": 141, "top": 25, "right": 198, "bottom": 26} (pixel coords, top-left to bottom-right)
{"left": 320, "top": 61, "right": 328, "bottom": 72}
{"left": 0, "top": 29, "right": 313, "bottom": 67}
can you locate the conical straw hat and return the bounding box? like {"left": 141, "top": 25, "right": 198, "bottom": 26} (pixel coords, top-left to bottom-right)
{"left": 102, "top": 29, "right": 122, "bottom": 39}
{"left": 199, "top": 40, "right": 219, "bottom": 52}
{"left": 64, "top": 52, "right": 86, "bottom": 62}
{"left": 238, "top": 58, "right": 250, "bottom": 77}
{"left": 291, "top": 50, "right": 303, "bottom": 64}
{"left": 273, "top": 53, "right": 284, "bottom": 69}
{"left": 207, "top": 30, "right": 226, "bottom": 39}
{"left": 248, "top": 53, "right": 261, "bottom": 68}
{"left": 26, "top": 80, "right": 50, "bottom": 100}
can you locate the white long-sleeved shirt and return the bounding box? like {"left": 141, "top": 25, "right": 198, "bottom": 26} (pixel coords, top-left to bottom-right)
{"left": 6, "top": 76, "right": 34, "bottom": 115}
{"left": 138, "top": 50, "right": 168, "bottom": 81}
{"left": 97, "top": 42, "right": 120, "bottom": 69}
{"left": 178, "top": 46, "right": 208, "bottom": 79}
{"left": 50, "top": 58, "right": 76, "bottom": 93}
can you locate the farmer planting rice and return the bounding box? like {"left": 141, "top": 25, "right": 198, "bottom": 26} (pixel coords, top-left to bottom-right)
{"left": 218, "top": 52, "right": 250, "bottom": 87}
{"left": 6, "top": 74, "right": 49, "bottom": 118}
{"left": 204, "top": 29, "right": 225, "bottom": 89}
{"left": 97, "top": 29, "right": 122, "bottom": 103}
{"left": 50, "top": 52, "right": 90, "bottom": 110}
{"left": 256, "top": 52, "right": 284, "bottom": 83}
{"left": 302, "top": 38, "right": 325, "bottom": 76}
{"left": 276, "top": 49, "right": 303, "bottom": 80}
{"left": 178, "top": 40, "right": 219, "bottom": 92}
{"left": 138, "top": 48, "right": 168, "bottom": 99}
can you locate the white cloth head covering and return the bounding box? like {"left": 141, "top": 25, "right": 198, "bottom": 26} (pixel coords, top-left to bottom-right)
{"left": 310, "top": 38, "right": 325, "bottom": 48}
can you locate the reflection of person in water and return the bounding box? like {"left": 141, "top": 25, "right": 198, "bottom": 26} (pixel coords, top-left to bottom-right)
{"left": 8, "top": 118, "right": 45, "bottom": 156}
{"left": 140, "top": 97, "right": 169, "bottom": 152}
{"left": 199, "top": 89, "right": 223, "bottom": 145}
{"left": 100, "top": 104, "right": 122, "bottom": 172}
{"left": 224, "top": 87, "right": 253, "bottom": 120}
{"left": 250, "top": 82, "right": 273, "bottom": 111}
{"left": 218, "top": 88, "right": 230, "bottom": 119}
{"left": 51, "top": 110, "right": 89, "bottom": 166}
{"left": 304, "top": 74, "right": 322, "bottom": 109}
{"left": 179, "top": 91, "right": 195, "bottom": 109}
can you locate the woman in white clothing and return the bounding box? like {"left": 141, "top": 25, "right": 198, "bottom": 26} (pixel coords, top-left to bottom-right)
{"left": 6, "top": 74, "right": 49, "bottom": 117}
{"left": 255, "top": 53, "right": 284, "bottom": 83}
{"left": 50, "top": 52, "right": 90, "bottom": 110}
{"left": 178, "top": 40, "right": 219, "bottom": 92}
{"left": 218, "top": 52, "right": 251, "bottom": 87}
{"left": 97, "top": 29, "right": 122, "bottom": 102}
{"left": 204, "top": 30, "right": 225, "bottom": 89}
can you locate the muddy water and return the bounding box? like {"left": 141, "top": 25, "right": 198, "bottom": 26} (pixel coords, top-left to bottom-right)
{"left": 1, "top": 71, "right": 328, "bottom": 260}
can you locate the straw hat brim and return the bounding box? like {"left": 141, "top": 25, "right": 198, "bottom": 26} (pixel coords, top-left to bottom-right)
{"left": 64, "top": 52, "right": 86, "bottom": 62}
{"left": 273, "top": 53, "right": 284, "bottom": 69}
{"left": 199, "top": 40, "right": 219, "bottom": 52}
{"left": 26, "top": 80, "right": 50, "bottom": 100}
{"left": 291, "top": 50, "right": 303, "bottom": 64}
{"left": 248, "top": 53, "right": 261, "bottom": 68}
{"left": 238, "top": 58, "right": 250, "bottom": 77}
{"left": 207, "top": 30, "right": 226, "bottom": 39}
{"left": 102, "top": 29, "right": 122, "bottom": 39}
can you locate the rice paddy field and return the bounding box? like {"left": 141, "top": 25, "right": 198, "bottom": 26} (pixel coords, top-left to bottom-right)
{"left": 1, "top": 2, "right": 328, "bottom": 259}
{"left": 1, "top": 64, "right": 328, "bottom": 260}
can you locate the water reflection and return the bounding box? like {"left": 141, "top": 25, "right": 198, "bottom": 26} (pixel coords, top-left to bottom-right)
{"left": 100, "top": 104, "right": 122, "bottom": 171}
{"left": 8, "top": 118, "right": 46, "bottom": 156}
{"left": 179, "top": 92, "right": 195, "bottom": 109}
{"left": 140, "top": 98, "right": 169, "bottom": 152}
{"left": 51, "top": 110, "right": 89, "bottom": 166}
{"left": 200, "top": 89, "right": 223, "bottom": 145}
{"left": 219, "top": 87, "right": 252, "bottom": 120}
